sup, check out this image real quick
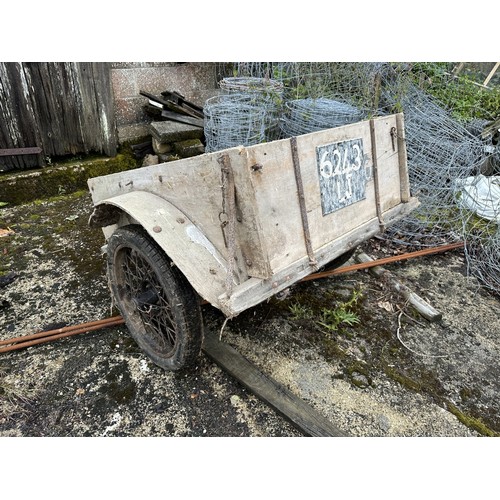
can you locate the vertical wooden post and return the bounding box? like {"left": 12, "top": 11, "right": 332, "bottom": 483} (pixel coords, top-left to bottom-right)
{"left": 483, "top": 62, "right": 500, "bottom": 87}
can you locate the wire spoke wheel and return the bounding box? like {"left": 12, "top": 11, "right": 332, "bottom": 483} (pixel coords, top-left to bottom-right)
{"left": 107, "top": 225, "right": 203, "bottom": 371}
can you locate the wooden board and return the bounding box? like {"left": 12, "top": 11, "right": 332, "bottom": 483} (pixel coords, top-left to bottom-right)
{"left": 203, "top": 331, "right": 349, "bottom": 437}
{"left": 241, "top": 114, "right": 408, "bottom": 274}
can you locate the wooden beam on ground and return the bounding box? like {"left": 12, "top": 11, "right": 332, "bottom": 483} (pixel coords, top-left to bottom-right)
{"left": 202, "top": 331, "right": 349, "bottom": 437}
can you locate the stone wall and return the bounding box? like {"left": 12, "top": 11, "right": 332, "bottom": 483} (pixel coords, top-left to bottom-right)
{"left": 110, "top": 62, "right": 220, "bottom": 143}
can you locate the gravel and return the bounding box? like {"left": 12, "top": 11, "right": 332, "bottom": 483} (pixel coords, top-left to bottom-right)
{"left": 1, "top": 191, "right": 499, "bottom": 439}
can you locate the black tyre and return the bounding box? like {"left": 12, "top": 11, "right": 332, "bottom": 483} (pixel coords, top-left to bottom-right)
{"left": 106, "top": 224, "right": 203, "bottom": 371}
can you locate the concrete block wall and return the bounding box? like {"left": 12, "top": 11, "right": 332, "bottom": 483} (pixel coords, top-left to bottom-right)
{"left": 110, "top": 62, "right": 220, "bottom": 143}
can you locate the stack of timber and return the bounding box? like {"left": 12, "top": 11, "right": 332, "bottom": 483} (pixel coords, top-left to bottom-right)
{"left": 140, "top": 90, "right": 206, "bottom": 161}
{"left": 141, "top": 90, "right": 204, "bottom": 128}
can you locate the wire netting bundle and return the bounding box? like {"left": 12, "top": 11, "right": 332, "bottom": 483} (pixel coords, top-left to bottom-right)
{"left": 454, "top": 174, "right": 500, "bottom": 295}
{"left": 216, "top": 62, "right": 386, "bottom": 111}
{"left": 204, "top": 93, "right": 271, "bottom": 153}
{"left": 379, "top": 83, "right": 489, "bottom": 247}
{"left": 280, "top": 97, "right": 367, "bottom": 137}
{"left": 463, "top": 231, "right": 500, "bottom": 294}
{"left": 378, "top": 70, "right": 500, "bottom": 295}
{"left": 204, "top": 75, "right": 286, "bottom": 152}
{"left": 218, "top": 76, "right": 284, "bottom": 143}
{"left": 219, "top": 76, "right": 284, "bottom": 95}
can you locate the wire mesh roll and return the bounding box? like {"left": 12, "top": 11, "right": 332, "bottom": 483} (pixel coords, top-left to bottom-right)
{"left": 219, "top": 77, "right": 284, "bottom": 143}
{"left": 219, "top": 76, "right": 284, "bottom": 96}
{"left": 204, "top": 93, "right": 272, "bottom": 153}
{"left": 380, "top": 84, "right": 488, "bottom": 247}
{"left": 280, "top": 98, "right": 366, "bottom": 137}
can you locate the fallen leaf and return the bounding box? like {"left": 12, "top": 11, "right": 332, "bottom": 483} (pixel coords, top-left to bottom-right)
{"left": 0, "top": 228, "right": 15, "bottom": 238}
{"left": 377, "top": 301, "right": 394, "bottom": 312}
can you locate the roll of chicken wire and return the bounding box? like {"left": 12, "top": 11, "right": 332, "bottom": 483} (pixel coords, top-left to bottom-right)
{"left": 204, "top": 93, "right": 271, "bottom": 153}
{"left": 280, "top": 98, "right": 366, "bottom": 137}
{"left": 218, "top": 77, "right": 284, "bottom": 143}
{"left": 219, "top": 76, "right": 284, "bottom": 96}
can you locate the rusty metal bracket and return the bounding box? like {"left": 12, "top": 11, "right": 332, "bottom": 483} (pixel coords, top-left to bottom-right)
{"left": 369, "top": 119, "right": 386, "bottom": 233}
{"left": 290, "top": 136, "right": 318, "bottom": 269}
{"left": 0, "top": 147, "right": 42, "bottom": 157}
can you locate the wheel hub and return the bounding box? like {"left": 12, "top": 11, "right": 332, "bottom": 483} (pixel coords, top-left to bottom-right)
{"left": 132, "top": 287, "right": 160, "bottom": 313}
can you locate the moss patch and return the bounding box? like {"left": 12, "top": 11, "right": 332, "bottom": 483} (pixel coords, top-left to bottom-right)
{"left": 446, "top": 402, "right": 499, "bottom": 437}
{"left": 0, "top": 152, "right": 138, "bottom": 206}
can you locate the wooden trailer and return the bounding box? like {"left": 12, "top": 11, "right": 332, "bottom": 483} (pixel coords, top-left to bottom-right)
{"left": 88, "top": 113, "right": 418, "bottom": 370}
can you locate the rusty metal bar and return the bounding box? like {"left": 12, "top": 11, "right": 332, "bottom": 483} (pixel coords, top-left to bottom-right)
{"left": 0, "top": 147, "right": 42, "bottom": 157}
{"left": 290, "top": 136, "right": 317, "bottom": 268}
{"left": 369, "top": 118, "right": 386, "bottom": 232}
{"left": 0, "top": 316, "right": 125, "bottom": 353}
{"left": 300, "top": 241, "right": 464, "bottom": 282}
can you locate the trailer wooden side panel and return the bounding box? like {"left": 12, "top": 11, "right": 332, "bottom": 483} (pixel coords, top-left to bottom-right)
{"left": 237, "top": 114, "right": 407, "bottom": 276}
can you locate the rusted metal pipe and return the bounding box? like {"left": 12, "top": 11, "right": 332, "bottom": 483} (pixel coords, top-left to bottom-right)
{"left": 301, "top": 241, "right": 464, "bottom": 282}
{"left": 0, "top": 316, "right": 125, "bottom": 353}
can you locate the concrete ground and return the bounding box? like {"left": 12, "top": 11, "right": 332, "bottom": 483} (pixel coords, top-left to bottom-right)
{"left": 1, "top": 189, "right": 499, "bottom": 440}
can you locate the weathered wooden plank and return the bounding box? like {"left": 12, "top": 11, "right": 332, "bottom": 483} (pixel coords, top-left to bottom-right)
{"left": 0, "top": 62, "right": 43, "bottom": 170}
{"left": 160, "top": 109, "right": 204, "bottom": 128}
{"left": 202, "top": 331, "right": 349, "bottom": 437}
{"left": 160, "top": 90, "right": 204, "bottom": 114}
{"left": 141, "top": 90, "right": 204, "bottom": 120}
{"left": 221, "top": 197, "right": 419, "bottom": 316}
{"left": 88, "top": 63, "right": 117, "bottom": 157}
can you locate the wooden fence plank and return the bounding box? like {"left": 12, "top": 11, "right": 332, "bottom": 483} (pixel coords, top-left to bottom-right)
{"left": 0, "top": 62, "right": 117, "bottom": 171}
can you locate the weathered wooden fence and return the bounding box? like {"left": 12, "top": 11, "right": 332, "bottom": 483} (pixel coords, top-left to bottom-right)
{"left": 0, "top": 62, "right": 117, "bottom": 172}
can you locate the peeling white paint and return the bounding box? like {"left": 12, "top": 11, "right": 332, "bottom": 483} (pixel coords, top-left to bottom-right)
{"left": 185, "top": 224, "right": 226, "bottom": 269}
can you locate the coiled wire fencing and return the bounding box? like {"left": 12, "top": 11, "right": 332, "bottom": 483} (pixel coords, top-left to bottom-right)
{"left": 209, "top": 63, "right": 500, "bottom": 295}
{"left": 380, "top": 82, "right": 489, "bottom": 246}
{"left": 280, "top": 97, "right": 367, "bottom": 137}
{"left": 378, "top": 66, "right": 500, "bottom": 296}
{"left": 204, "top": 77, "right": 284, "bottom": 153}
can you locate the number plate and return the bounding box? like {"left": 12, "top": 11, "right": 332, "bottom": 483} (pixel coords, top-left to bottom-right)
{"left": 316, "top": 138, "right": 366, "bottom": 215}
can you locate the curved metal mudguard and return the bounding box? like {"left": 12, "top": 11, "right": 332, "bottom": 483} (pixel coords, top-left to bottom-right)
{"left": 92, "top": 191, "right": 230, "bottom": 311}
